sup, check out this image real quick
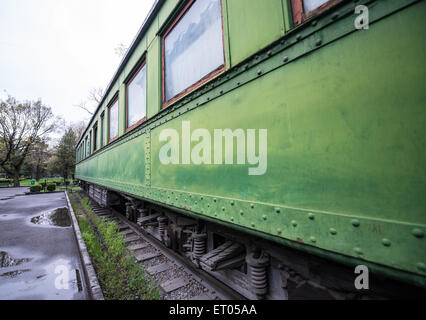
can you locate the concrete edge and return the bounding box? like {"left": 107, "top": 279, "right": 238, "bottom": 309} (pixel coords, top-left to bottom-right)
{"left": 64, "top": 191, "right": 105, "bottom": 300}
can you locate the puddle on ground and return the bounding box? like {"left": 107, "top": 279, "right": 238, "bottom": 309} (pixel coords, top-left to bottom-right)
{"left": 1, "top": 269, "right": 31, "bottom": 278}
{"left": 30, "top": 207, "right": 71, "bottom": 227}
{"left": 0, "top": 251, "right": 32, "bottom": 268}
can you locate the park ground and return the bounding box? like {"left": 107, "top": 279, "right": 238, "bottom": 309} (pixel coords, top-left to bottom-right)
{"left": 0, "top": 187, "right": 88, "bottom": 299}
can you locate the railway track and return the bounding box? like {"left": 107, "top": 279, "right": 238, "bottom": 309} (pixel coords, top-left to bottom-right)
{"left": 73, "top": 191, "right": 244, "bottom": 300}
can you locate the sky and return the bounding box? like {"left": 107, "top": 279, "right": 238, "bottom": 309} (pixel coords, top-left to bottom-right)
{"left": 0, "top": 0, "right": 156, "bottom": 128}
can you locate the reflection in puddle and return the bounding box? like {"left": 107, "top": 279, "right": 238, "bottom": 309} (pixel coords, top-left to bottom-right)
{"left": 1, "top": 269, "right": 31, "bottom": 278}
{"left": 31, "top": 208, "right": 71, "bottom": 227}
{"left": 0, "top": 251, "right": 31, "bottom": 268}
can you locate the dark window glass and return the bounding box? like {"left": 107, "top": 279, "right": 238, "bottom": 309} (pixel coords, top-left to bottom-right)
{"left": 93, "top": 123, "right": 98, "bottom": 151}
{"left": 127, "top": 64, "right": 146, "bottom": 128}
{"left": 100, "top": 113, "right": 104, "bottom": 148}
{"left": 164, "top": 0, "right": 224, "bottom": 102}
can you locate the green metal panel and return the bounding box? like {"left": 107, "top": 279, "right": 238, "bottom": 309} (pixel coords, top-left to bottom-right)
{"left": 221, "top": 0, "right": 231, "bottom": 71}
{"left": 147, "top": 16, "right": 159, "bottom": 48}
{"left": 76, "top": 0, "right": 426, "bottom": 286}
{"left": 118, "top": 83, "right": 126, "bottom": 136}
{"left": 158, "top": 0, "right": 180, "bottom": 27}
{"left": 147, "top": 36, "right": 161, "bottom": 119}
{"left": 124, "top": 36, "right": 148, "bottom": 79}
{"left": 227, "top": 0, "right": 285, "bottom": 66}
{"left": 78, "top": 133, "right": 147, "bottom": 186}
{"left": 281, "top": 0, "right": 293, "bottom": 32}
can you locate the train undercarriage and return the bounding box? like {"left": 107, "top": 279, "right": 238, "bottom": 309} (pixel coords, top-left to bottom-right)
{"left": 82, "top": 181, "right": 425, "bottom": 300}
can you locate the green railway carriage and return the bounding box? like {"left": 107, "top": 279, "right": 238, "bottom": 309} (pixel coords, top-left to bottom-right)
{"left": 75, "top": 0, "right": 426, "bottom": 299}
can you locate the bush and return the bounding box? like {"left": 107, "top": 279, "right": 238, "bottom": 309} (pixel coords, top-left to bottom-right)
{"left": 46, "top": 183, "right": 56, "bottom": 191}
{"left": 30, "top": 184, "right": 42, "bottom": 193}
{"left": 55, "top": 181, "right": 62, "bottom": 186}
{"left": 40, "top": 182, "right": 47, "bottom": 190}
{"left": 0, "top": 179, "right": 12, "bottom": 183}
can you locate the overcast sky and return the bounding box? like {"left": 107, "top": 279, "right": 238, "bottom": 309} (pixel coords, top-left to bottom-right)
{"left": 0, "top": 0, "right": 155, "bottom": 128}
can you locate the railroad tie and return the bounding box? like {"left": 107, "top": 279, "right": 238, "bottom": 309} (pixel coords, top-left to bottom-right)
{"left": 127, "top": 242, "right": 150, "bottom": 251}
{"left": 123, "top": 235, "right": 139, "bottom": 243}
{"left": 146, "top": 262, "right": 172, "bottom": 275}
{"left": 161, "top": 277, "right": 189, "bottom": 293}
{"left": 118, "top": 224, "right": 130, "bottom": 231}
{"left": 136, "top": 251, "right": 161, "bottom": 262}
{"left": 120, "top": 229, "right": 134, "bottom": 235}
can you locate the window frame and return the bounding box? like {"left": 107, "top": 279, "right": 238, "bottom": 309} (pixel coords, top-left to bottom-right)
{"left": 161, "top": 0, "right": 226, "bottom": 108}
{"left": 107, "top": 95, "right": 119, "bottom": 143}
{"left": 89, "top": 130, "right": 92, "bottom": 155}
{"left": 100, "top": 111, "right": 105, "bottom": 148}
{"left": 291, "top": 0, "right": 340, "bottom": 26}
{"left": 93, "top": 121, "right": 98, "bottom": 152}
{"left": 125, "top": 60, "right": 147, "bottom": 133}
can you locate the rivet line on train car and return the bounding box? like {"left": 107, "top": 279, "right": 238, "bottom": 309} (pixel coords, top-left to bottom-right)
{"left": 412, "top": 228, "right": 424, "bottom": 238}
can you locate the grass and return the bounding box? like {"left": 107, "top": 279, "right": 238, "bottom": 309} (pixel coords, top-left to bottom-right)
{"left": 69, "top": 192, "right": 160, "bottom": 300}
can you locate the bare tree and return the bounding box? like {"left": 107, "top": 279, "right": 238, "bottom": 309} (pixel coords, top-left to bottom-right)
{"left": 75, "top": 87, "right": 105, "bottom": 116}
{"left": 0, "top": 96, "right": 59, "bottom": 186}
{"left": 88, "top": 87, "right": 104, "bottom": 104}
{"left": 75, "top": 101, "right": 94, "bottom": 116}
{"left": 114, "top": 43, "right": 128, "bottom": 58}
{"left": 70, "top": 120, "right": 87, "bottom": 141}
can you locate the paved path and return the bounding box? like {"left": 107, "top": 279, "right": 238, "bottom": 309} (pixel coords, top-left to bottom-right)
{"left": 0, "top": 188, "right": 88, "bottom": 300}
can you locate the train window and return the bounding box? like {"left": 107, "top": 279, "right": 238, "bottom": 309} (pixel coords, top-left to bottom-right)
{"left": 85, "top": 137, "right": 89, "bottom": 157}
{"left": 163, "top": 0, "right": 225, "bottom": 105}
{"left": 100, "top": 112, "right": 105, "bottom": 148}
{"left": 291, "top": 0, "right": 340, "bottom": 25}
{"left": 93, "top": 122, "right": 98, "bottom": 152}
{"left": 108, "top": 97, "right": 119, "bottom": 142}
{"left": 126, "top": 62, "right": 146, "bottom": 131}
{"left": 89, "top": 130, "right": 92, "bottom": 155}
